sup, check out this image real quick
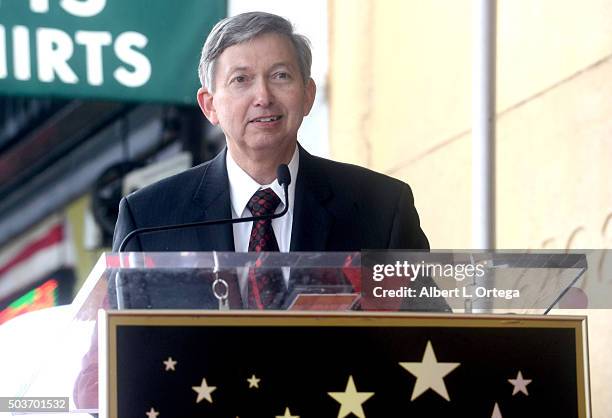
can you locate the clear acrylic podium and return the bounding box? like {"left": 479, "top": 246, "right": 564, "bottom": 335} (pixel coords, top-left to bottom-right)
{"left": 84, "top": 250, "right": 588, "bottom": 314}
{"left": 17, "top": 251, "right": 589, "bottom": 415}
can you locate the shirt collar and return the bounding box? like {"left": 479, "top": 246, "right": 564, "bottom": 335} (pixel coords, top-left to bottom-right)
{"left": 226, "top": 145, "right": 299, "bottom": 217}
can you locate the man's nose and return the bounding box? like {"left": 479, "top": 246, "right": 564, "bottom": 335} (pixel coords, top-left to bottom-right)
{"left": 253, "top": 79, "right": 274, "bottom": 107}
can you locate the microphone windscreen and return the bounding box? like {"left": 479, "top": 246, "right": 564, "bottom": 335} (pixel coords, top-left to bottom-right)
{"left": 277, "top": 164, "right": 291, "bottom": 186}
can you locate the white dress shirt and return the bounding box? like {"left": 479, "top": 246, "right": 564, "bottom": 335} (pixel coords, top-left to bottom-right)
{"left": 226, "top": 147, "right": 298, "bottom": 300}
{"left": 226, "top": 146, "right": 299, "bottom": 252}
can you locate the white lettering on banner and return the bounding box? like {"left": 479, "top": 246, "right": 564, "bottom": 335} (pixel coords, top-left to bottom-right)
{"left": 114, "top": 32, "right": 151, "bottom": 87}
{"left": 36, "top": 28, "right": 79, "bottom": 84}
{"left": 29, "top": 0, "right": 50, "bottom": 13}
{"left": 0, "top": 25, "right": 151, "bottom": 88}
{"left": 3, "top": 2, "right": 153, "bottom": 90}
{"left": 60, "top": 0, "right": 107, "bottom": 17}
{"left": 0, "top": 26, "right": 6, "bottom": 78}
{"left": 13, "top": 26, "right": 32, "bottom": 81}
{"left": 75, "top": 31, "right": 112, "bottom": 85}
{"left": 30, "top": 0, "right": 107, "bottom": 17}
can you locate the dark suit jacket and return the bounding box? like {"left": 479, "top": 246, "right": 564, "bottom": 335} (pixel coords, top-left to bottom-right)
{"left": 112, "top": 145, "right": 429, "bottom": 252}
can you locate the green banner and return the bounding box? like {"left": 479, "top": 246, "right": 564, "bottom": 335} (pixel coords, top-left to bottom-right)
{"left": 0, "top": 0, "right": 226, "bottom": 104}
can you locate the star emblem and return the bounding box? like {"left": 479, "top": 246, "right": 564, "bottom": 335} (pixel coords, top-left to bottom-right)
{"left": 163, "top": 357, "right": 177, "bottom": 371}
{"left": 247, "top": 374, "right": 260, "bottom": 389}
{"left": 508, "top": 371, "right": 531, "bottom": 396}
{"left": 328, "top": 375, "right": 374, "bottom": 418}
{"left": 276, "top": 407, "right": 299, "bottom": 418}
{"left": 491, "top": 402, "right": 503, "bottom": 418}
{"left": 145, "top": 407, "right": 159, "bottom": 418}
{"left": 399, "top": 340, "right": 460, "bottom": 401}
{"left": 192, "top": 377, "right": 216, "bottom": 403}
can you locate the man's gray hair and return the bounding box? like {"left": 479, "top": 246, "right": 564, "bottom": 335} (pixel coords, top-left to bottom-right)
{"left": 198, "top": 12, "right": 312, "bottom": 91}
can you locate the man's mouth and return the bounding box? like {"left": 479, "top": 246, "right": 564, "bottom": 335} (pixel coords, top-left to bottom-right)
{"left": 249, "top": 115, "right": 282, "bottom": 123}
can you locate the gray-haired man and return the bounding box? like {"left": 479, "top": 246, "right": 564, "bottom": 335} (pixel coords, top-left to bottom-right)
{"left": 112, "top": 11, "right": 429, "bottom": 253}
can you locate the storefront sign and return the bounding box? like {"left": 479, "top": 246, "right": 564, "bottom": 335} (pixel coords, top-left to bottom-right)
{"left": 0, "top": 0, "right": 226, "bottom": 103}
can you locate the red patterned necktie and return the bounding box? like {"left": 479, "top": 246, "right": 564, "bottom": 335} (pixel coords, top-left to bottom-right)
{"left": 247, "top": 188, "right": 281, "bottom": 252}
{"left": 246, "top": 188, "right": 285, "bottom": 308}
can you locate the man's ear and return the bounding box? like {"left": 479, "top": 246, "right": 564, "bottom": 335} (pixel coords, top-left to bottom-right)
{"left": 197, "top": 87, "right": 219, "bottom": 125}
{"left": 303, "top": 78, "right": 317, "bottom": 116}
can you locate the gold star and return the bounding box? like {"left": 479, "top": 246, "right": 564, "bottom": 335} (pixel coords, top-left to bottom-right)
{"left": 163, "top": 357, "right": 177, "bottom": 371}
{"left": 145, "top": 407, "right": 159, "bottom": 418}
{"left": 276, "top": 407, "right": 299, "bottom": 418}
{"left": 328, "top": 375, "right": 374, "bottom": 418}
{"left": 491, "top": 402, "right": 503, "bottom": 418}
{"left": 508, "top": 371, "right": 531, "bottom": 396}
{"left": 399, "top": 340, "right": 460, "bottom": 401}
{"left": 192, "top": 377, "right": 216, "bottom": 403}
{"left": 247, "top": 374, "right": 260, "bottom": 389}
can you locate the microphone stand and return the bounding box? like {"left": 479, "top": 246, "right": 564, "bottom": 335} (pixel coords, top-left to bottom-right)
{"left": 118, "top": 182, "right": 290, "bottom": 252}
{"left": 115, "top": 164, "right": 291, "bottom": 310}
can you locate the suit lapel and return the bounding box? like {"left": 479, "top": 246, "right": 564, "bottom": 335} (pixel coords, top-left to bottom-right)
{"left": 290, "top": 145, "right": 334, "bottom": 251}
{"left": 192, "top": 148, "right": 235, "bottom": 251}
{"left": 190, "top": 145, "right": 334, "bottom": 252}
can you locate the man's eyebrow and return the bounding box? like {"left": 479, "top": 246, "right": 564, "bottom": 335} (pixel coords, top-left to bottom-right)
{"left": 224, "top": 62, "right": 294, "bottom": 78}
{"left": 270, "top": 62, "right": 293, "bottom": 70}
{"left": 226, "top": 65, "right": 251, "bottom": 75}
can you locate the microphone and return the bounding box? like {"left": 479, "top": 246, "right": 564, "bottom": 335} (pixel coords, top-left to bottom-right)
{"left": 277, "top": 164, "right": 291, "bottom": 188}
{"left": 118, "top": 164, "right": 291, "bottom": 252}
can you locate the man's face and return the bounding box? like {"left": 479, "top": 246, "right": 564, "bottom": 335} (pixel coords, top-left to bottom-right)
{"left": 197, "top": 33, "right": 316, "bottom": 160}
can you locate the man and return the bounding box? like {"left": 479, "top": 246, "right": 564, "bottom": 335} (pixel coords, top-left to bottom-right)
{"left": 112, "top": 11, "right": 429, "bottom": 253}
{"left": 75, "top": 13, "right": 434, "bottom": 409}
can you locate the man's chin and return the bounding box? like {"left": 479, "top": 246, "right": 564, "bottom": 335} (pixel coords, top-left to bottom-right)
{"left": 244, "top": 137, "right": 297, "bottom": 155}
